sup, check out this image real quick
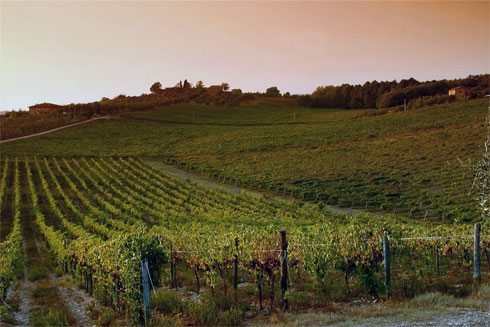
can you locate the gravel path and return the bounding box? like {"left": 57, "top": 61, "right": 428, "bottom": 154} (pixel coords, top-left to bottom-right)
{"left": 146, "top": 160, "right": 362, "bottom": 216}
{"left": 10, "top": 241, "right": 33, "bottom": 327}
{"left": 49, "top": 275, "right": 94, "bottom": 327}
{"left": 0, "top": 116, "right": 109, "bottom": 144}
{"left": 342, "top": 308, "right": 490, "bottom": 327}
{"left": 33, "top": 239, "right": 93, "bottom": 327}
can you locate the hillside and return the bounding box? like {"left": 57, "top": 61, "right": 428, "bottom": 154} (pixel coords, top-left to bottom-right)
{"left": 2, "top": 98, "right": 487, "bottom": 222}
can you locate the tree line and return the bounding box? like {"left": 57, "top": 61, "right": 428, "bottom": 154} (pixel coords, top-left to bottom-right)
{"left": 297, "top": 74, "right": 489, "bottom": 109}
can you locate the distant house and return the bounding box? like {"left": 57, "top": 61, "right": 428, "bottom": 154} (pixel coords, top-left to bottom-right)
{"left": 448, "top": 86, "right": 471, "bottom": 100}
{"left": 207, "top": 85, "right": 223, "bottom": 94}
{"left": 29, "top": 103, "right": 64, "bottom": 115}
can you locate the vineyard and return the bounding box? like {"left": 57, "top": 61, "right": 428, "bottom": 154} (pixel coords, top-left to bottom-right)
{"left": 0, "top": 156, "right": 488, "bottom": 324}
{"left": 2, "top": 99, "right": 487, "bottom": 223}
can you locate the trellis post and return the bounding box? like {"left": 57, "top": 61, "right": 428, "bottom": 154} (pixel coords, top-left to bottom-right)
{"left": 233, "top": 238, "right": 239, "bottom": 303}
{"left": 140, "top": 252, "right": 151, "bottom": 326}
{"left": 280, "top": 230, "right": 289, "bottom": 310}
{"left": 170, "top": 246, "right": 176, "bottom": 288}
{"left": 474, "top": 222, "right": 481, "bottom": 283}
{"left": 383, "top": 234, "right": 391, "bottom": 298}
{"left": 63, "top": 240, "right": 67, "bottom": 273}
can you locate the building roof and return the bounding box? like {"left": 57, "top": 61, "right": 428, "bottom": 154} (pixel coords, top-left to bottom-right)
{"left": 29, "top": 102, "right": 63, "bottom": 109}
{"left": 448, "top": 86, "right": 469, "bottom": 91}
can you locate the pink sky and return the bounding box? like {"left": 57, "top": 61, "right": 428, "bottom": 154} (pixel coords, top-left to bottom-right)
{"left": 1, "top": 1, "right": 488, "bottom": 110}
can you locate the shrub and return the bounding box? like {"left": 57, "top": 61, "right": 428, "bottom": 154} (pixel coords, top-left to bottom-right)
{"left": 151, "top": 289, "right": 185, "bottom": 314}
{"left": 185, "top": 302, "right": 219, "bottom": 326}
{"left": 31, "top": 307, "right": 73, "bottom": 327}
{"left": 219, "top": 306, "right": 244, "bottom": 326}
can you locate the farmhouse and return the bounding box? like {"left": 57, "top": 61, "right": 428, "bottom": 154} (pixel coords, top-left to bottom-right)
{"left": 207, "top": 85, "right": 223, "bottom": 94}
{"left": 448, "top": 86, "right": 471, "bottom": 100}
{"left": 29, "top": 103, "right": 64, "bottom": 115}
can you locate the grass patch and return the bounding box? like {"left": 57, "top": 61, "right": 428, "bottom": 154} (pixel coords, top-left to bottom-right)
{"left": 87, "top": 301, "right": 120, "bottom": 327}
{"left": 30, "top": 307, "right": 75, "bottom": 327}
{"left": 27, "top": 266, "right": 49, "bottom": 281}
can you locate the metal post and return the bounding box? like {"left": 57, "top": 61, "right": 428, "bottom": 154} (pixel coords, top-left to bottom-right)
{"left": 140, "top": 252, "right": 151, "bottom": 325}
{"left": 474, "top": 223, "right": 481, "bottom": 283}
{"left": 383, "top": 234, "right": 391, "bottom": 297}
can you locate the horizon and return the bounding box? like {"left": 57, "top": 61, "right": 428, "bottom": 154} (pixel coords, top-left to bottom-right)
{"left": 3, "top": 73, "right": 487, "bottom": 111}
{"left": 1, "top": 1, "right": 489, "bottom": 110}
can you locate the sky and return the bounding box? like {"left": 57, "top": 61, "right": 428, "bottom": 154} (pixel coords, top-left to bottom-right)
{"left": 1, "top": 1, "right": 489, "bottom": 110}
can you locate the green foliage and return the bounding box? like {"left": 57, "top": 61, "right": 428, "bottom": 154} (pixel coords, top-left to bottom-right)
{"left": 1, "top": 155, "right": 487, "bottom": 321}
{"left": 266, "top": 86, "right": 281, "bottom": 97}
{"left": 151, "top": 290, "right": 185, "bottom": 314}
{"left": 0, "top": 159, "right": 23, "bottom": 296}
{"left": 0, "top": 111, "right": 83, "bottom": 140}
{"left": 310, "top": 74, "right": 488, "bottom": 109}
{"left": 30, "top": 307, "right": 74, "bottom": 327}
{"left": 150, "top": 82, "right": 162, "bottom": 94}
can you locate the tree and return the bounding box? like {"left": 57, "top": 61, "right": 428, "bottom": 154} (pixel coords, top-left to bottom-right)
{"left": 150, "top": 82, "right": 162, "bottom": 94}
{"left": 221, "top": 83, "right": 230, "bottom": 91}
{"left": 297, "top": 95, "right": 312, "bottom": 107}
{"left": 195, "top": 80, "right": 205, "bottom": 89}
{"left": 266, "top": 86, "right": 281, "bottom": 98}
{"left": 473, "top": 114, "right": 490, "bottom": 218}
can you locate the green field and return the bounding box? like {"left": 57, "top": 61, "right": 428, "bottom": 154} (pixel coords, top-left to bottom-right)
{"left": 3, "top": 99, "right": 486, "bottom": 222}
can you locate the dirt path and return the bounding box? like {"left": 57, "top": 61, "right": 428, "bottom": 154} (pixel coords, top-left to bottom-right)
{"left": 146, "top": 160, "right": 362, "bottom": 216}
{"left": 12, "top": 241, "right": 34, "bottom": 327}
{"left": 0, "top": 116, "right": 109, "bottom": 144}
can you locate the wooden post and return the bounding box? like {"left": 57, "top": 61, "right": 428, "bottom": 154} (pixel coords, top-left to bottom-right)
{"left": 88, "top": 267, "right": 93, "bottom": 295}
{"left": 474, "top": 222, "right": 481, "bottom": 283}
{"left": 350, "top": 201, "right": 354, "bottom": 209}
{"left": 435, "top": 245, "right": 440, "bottom": 275}
{"left": 170, "top": 246, "right": 176, "bottom": 288}
{"left": 383, "top": 234, "right": 390, "bottom": 297}
{"left": 282, "top": 189, "right": 286, "bottom": 197}
{"left": 233, "top": 238, "right": 239, "bottom": 303}
{"left": 424, "top": 210, "right": 428, "bottom": 221}
{"left": 393, "top": 206, "right": 397, "bottom": 214}
{"left": 365, "top": 202, "right": 368, "bottom": 210}
{"left": 63, "top": 240, "right": 67, "bottom": 273}
{"left": 279, "top": 230, "right": 288, "bottom": 310}
{"left": 140, "top": 252, "right": 151, "bottom": 325}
